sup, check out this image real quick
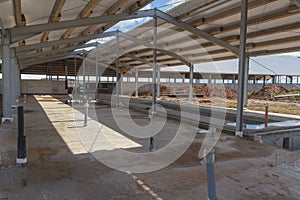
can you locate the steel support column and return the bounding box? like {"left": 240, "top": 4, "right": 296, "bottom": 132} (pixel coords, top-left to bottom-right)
{"left": 120, "top": 72, "right": 124, "bottom": 96}
{"left": 151, "top": 14, "right": 158, "bottom": 116}
{"left": 189, "top": 63, "right": 194, "bottom": 102}
{"left": 243, "top": 57, "right": 250, "bottom": 108}
{"left": 1, "top": 29, "right": 13, "bottom": 122}
{"left": 135, "top": 68, "right": 139, "bottom": 97}
{"left": 10, "top": 49, "right": 19, "bottom": 106}
{"left": 236, "top": 0, "right": 248, "bottom": 137}
{"left": 115, "top": 32, "right": 120, "bottom": 106}
{"left": 157, "top": 66, "right": 161, "bottom": 98}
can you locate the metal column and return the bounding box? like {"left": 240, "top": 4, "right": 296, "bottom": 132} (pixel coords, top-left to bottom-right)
{"left": 157, "top": 66, "right": 161, "bottom": 98}
{"left": 151, "top": 13, "right": 158, "bottom": 116}
{"left": 1, "top": 29, "right": 13, "bottom": 122}
{"left": 189, "top": 63, "right": 194, "bottom": 102}
{"left": 10, "top": 49, "right": 19, "bottom": 106}
{"left": 236, "top": 0, "right": 248, "bottom": 137}
{"left": 135, "top": 68, "right": 139, "bottom": 97}
{"left": 115, "top": 31, "right": 120, "bottom": 106}
{"left": 208, "top": 74, "right": 212, "bottom": 84}
{"left": 95, "top": 45, "right": 99, "bottom": 83}
{"left": 205, "top": 149, "right": 217, "bottom": 200}
{"left": 120, "top": 72, "right": 124, "bottom": 96}
{"left": 243, "top": 57, "right": 249, "bottom": 108}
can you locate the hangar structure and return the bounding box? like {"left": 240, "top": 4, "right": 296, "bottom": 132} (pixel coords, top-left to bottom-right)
{"left": 1, "top": 0, "right": 300, "bottom": 137}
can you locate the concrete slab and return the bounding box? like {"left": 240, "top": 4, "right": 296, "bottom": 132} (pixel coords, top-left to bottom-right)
{"left": 0, "top": 95, "right": 299, "bottom": 199}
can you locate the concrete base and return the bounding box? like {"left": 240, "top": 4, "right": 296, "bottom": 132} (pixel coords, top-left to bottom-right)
{"left": 16, "top": 158, "right": 27, "bottom": 164}
{"left": 2, "top": 117, "right": 13, "bottom": 124}
{"left": 235, "top": 131, "right": 243, "bottom": 137}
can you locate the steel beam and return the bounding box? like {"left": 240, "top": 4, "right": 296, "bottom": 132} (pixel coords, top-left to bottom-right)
{"left": 20, "top": 54, "right": 82, "bottom": 69}
{"left": 119, "top": 32, "right": 191, "bottom": 66}
{"left": 155, "top": 10, "right": 240, "bottom": 55}
{"left": 16, "top": 31, "right": 117, "bottom": 54}
{"left": 10, "top": 9, "right": 155, "bottom": 43}
{"left": 236, "top": 0, "right": 248, "bottom": 137}
{"left": 19, "top": 43, "right": 98, "bottom": 66}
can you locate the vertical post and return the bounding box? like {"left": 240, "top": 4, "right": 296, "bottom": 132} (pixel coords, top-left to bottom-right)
{"left": 189, "top": 63, "right": 194, "bottom": 102}
{"left": 205, "top": 149, "right": 217, "bottom": 200}
{"left": 243, "top": 57, "right": 249, "bottom": 108}
{"left": 120, "top": 71, "right": 124, "bottom": 96}
{"left": 10, "top": 49, "right": 18, "bottom": 106}
{"left": 96, "top": 44, "right": 99, "bottom": 83}
{"left": 149, "top": 10, "right": 158, "bottom": 152}
{"left": 263, "top": 76, "right": 266, "bottom": 86}
{"left": 1, "top": 29, "right": 13, "bottom": 123}
{"left": 74, "top": 54, "right": 77, "bottom": 96}
{"left": 236, "top": 0, "right": 248, "bottom": 137}
{"left": 64, "top": 61, "right": 68, "bottom": 90}
{"left": 182, "top": 74, "right": 185, "bottom": 83}
{"left": 83, "top": 50, "right": 86, "bottom": 96}
{"left": 208, "top": 74, "right": 212, "bottom": 84}
{"left": 95, "top": 45, "right": 99, "bottom": 100}
{"left": 151, "top": 12, "right": 158, "bottom": 116}
{"left": 16, "top": 106, "right": 27, "bottom": 165}
{"left": 157, "top": 66, "right": 161, "bottom": 98}
{"left": 232, "top": 75, "right": 236, "bottom": 84}
{"left": 116, "top": 31, "right": 120, "bottom": 106}
{"left": 135, "top": 68, "right": 139, "bottom": 97}
{"left": 84, "top": 98, "right": 89, "bottom": 127}
{"left": 264, "top": 105, "right": 269, "bottom": 128}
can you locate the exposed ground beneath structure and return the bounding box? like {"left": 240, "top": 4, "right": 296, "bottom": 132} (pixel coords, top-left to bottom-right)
{"left": 0, "top": 95, "right": 299, "bottom": 199}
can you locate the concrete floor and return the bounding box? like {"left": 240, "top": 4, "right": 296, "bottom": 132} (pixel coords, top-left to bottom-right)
{"left": 0, "top": 95, "right": 300, "bottom": 199}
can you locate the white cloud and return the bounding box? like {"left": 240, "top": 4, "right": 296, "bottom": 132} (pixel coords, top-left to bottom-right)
{"left": 140, "top": 3, "right": 152, "bottom": 10}
{"left": 166, "top": 0, "right": 188, "bottom": 10}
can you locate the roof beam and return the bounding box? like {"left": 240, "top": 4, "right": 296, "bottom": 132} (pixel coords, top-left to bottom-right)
{"left": 20, "top": 54, "right": 80, "bottom": 69}
{"left": 13, "top": 0, "right": 26, "bottom": 46}
{"left": 18, "top": 42, "right": 98, "bottom": 64}
{"left": 119, "top": 32, "right": 191, "bottom": 66}
{"left": 10, "top": 9, "right": 155, "bottom": 43}
{"left": 80, "top": 0, "right": 149, "bottom": 36}
{"left": 16, "top": 31, "right": 117, "bottom": 55}
{"left": 40, "top": 0, "right": 66, "bottom": 43}
{"left": 60, "top": 0, "right": 102, "bottom": 40}
{"left": 156, "top": 9, "right": 240, "bottom": 55}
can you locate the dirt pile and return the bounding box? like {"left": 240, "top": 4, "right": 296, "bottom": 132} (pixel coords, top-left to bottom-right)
{"left": 197, "top": 84, "right": 237, "bottom": 99}
{"left": 147, "top": 85, "right": 176, "bottom": 96}
{"left": 250, "top": 85, "right": 288, "bottom": 99}
{"left": 144, "top": 84, "right": 237, "bottom": 99}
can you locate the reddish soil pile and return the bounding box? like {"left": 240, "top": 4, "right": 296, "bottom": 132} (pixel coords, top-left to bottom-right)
{"left": 250, "top": 85, "right": 288, "bottom": 99}
{"left": 196, "top": 84, "right": 237, "bottom": 99}
{"left": 146, "top": 84, "right": 237, "bottom": 99}
{"left": 147, "top": 85, "right": 176, "bottom": 96}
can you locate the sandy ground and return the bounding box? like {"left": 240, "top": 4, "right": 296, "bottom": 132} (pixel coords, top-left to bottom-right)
{"left": 0, "top": 95, "right": 299, "bottom": 199}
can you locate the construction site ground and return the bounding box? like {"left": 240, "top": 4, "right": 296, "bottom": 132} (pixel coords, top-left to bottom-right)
{"left": 0, "top": 95, "right": 300, "bottom": 199}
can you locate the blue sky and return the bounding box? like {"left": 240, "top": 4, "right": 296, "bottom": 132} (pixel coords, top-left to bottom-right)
{"left": 107, "top": 0, "right": 188, "bottom": 32}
